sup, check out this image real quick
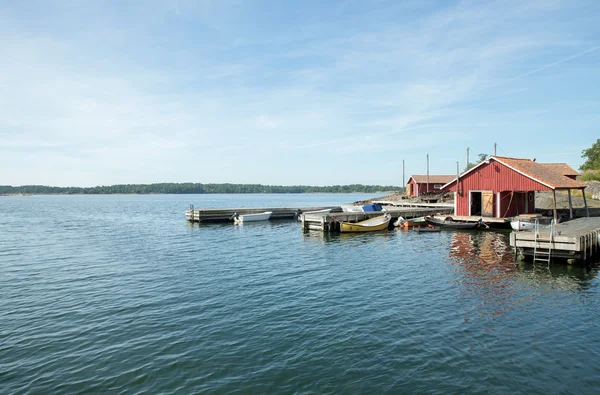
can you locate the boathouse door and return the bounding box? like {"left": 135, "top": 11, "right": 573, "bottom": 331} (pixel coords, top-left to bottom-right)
{"left": 481, "top": 191, "right": 494, "bottom": 217}
{"left": 470, "top": 191, "right": 494, "bottom": 217}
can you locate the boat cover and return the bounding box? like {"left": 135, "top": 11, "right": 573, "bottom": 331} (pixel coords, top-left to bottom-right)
{"left": 362, "top": 203, "right": 383, "bottom": 212}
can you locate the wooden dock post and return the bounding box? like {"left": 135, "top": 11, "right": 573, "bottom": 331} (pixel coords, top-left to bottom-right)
{"left": 568, "top": 190, "right": 573, "bottom": 219}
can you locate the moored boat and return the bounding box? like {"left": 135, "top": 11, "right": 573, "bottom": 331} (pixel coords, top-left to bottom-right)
{"left": 510, "top": 215, "right": 553, "bottom": 231}
{"left": 340, "top": 214, "right": 392, "bottom": 233}
{"left": 303, "top": 208, "right": 332, "bottom": 215}
{"left": 233, "top": 211, "right": 272, "bottom": 223}
{"left": 394, "top": 216, "right": 427, "bottom": 228}
{"left": 424, "top": 216, "right": 481, "bottom": 229}
{"left": 341, "top": 203, "right": 385, "bottom": 213}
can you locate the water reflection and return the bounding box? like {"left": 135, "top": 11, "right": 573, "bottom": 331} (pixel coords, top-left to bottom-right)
{"left": 449, "top": 232, "right": 517, "bottom": 317}
{"left": 450, "top": 231, "right": 513, "bottom": 265}
{"left": 301, "top": 229, "right": 393, "bottom": 246}
{"left": 514, "top": 261, "right": 600, "bottom": 290}
{"left": 449, "top": 231, "right": 600, "bottom": 319}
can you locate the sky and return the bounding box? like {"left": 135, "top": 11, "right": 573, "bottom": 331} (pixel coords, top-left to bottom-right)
{"left": 1, "top": 0, "right": 599, "bottom": 187}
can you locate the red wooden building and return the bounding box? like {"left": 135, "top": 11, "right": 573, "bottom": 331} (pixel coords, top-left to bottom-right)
{"left": 406, "top": 175, "right": 455, "bottom": 197}
{"left": 441, "top": 156, "right": 587, "bottom": 219}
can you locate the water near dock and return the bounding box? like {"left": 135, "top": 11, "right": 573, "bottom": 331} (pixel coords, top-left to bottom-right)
{"left": 2, "top": 194, "right": 600, "bottom": 393}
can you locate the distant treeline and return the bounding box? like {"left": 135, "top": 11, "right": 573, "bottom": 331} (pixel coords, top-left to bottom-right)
{"left": 0, "top": 183, "right": 401, "bottom": 195}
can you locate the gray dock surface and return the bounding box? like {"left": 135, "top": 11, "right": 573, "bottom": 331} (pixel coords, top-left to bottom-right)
{"left": 510, "top": 217, "right": 600, "bottom": 261}
{"left": 186, "top": 206, "right": 341, "bottom": 222}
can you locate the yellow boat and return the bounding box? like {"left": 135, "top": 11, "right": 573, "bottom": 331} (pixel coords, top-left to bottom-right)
{"left": 340, "top": 213, "right": 392, "bottom": 233}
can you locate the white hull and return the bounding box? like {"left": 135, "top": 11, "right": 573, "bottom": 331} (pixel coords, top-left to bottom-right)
{"left": 341, "top": 205, "right": 364, "bottom": 213}
{"left": 303, "top": 208, "right": 332, "bottom": 215}
{"left": 235, "top": 211, "right": 272, "bottom": 223}
{"left": 510, "top": 220, "right": 535, "bottom": 231}
{"left": 510, "top": 219, "right": 551, "bottom": 231}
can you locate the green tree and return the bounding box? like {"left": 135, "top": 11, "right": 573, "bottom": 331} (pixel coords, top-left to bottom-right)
{"left": 0, "top": 183, "right": 401, "bottom": 195}
{"left": 464, "top": 153, "right": 488, "bottom": 172}
{"left": 580, "top": 139, "right": 600, "bottom": 171}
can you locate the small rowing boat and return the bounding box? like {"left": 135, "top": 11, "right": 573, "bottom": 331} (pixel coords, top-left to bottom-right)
{"left": 394, "top": 216, "right": 427, "bottom": 228}
{"left": 303, "top": 208, "right": 332, "bottom": 215}
{"left": 424, "top": 216, "right": 480, "bottom": 230}
{"left": 340, "top": 214, "right": 392, "bottom": 233}
{"left": 510, "top": 214, "right": 553, "bottom": 231}
{"left": 233, "top": 211, "right": 272, "bottom": 223}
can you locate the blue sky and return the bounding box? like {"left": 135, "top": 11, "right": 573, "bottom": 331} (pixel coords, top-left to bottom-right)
{"left": 1, "top": 0, "right": 599, "bottom": 187}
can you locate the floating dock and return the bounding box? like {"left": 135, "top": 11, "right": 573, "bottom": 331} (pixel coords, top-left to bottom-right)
{"left": 510, "top": 217, "right": 600, "bottom": 262}
{"left": 186, "top": 205, "right": 341, "bottom": 222}
{"left": 301, "top": 207, "right": 453, "bottom": 232}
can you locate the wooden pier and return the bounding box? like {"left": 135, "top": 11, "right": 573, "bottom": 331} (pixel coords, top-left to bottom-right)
{"left": 186, "top": 205, "right": 341, "bottom": 222}
{"left": 510, "top": 217, "right": 600, "bottom": 262}
{"left": 301, "top": 207, "right": 453, "bottom": 232}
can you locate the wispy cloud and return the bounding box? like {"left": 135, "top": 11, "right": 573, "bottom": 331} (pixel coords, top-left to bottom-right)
{"left": 508, "top": 45, "right": 600, "bottom": 80}
{"left": 0, "top": 0, "right": 598, "bottom": 185}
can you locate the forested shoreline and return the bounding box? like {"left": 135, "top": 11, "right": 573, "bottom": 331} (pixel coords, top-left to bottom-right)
{"left": 0, "top": 183, "right": 400, "bottom": 195}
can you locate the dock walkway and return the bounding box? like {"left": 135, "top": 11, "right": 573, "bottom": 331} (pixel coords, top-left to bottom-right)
{"left": 186, "top": 206, "right": 340, "bottom": 222}
{"left": 372, "top": 201, "right": 454, "bottom": 208}
{"left": 510, "top": 217, "right": 600, "bottom": 262}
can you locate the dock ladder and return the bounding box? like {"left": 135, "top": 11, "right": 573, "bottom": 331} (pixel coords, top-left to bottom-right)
{"left": 533, "top": 219, "right": 555, "bottom": 265}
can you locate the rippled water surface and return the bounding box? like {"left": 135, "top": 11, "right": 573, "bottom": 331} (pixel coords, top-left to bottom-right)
{"left": 2, "top": 194, "right": 600, "bottom": 394}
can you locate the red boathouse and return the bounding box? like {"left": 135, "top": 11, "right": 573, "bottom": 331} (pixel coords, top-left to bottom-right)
{"left": 441, "top": 156, "right": 588, "bottom": 220}
{"left": 406, "top": 175, "right": 455, "bottom": 197}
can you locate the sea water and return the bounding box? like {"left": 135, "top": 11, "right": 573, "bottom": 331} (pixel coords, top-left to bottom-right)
{"left": 1, "top": 194, "right": 599, "bottom": 394}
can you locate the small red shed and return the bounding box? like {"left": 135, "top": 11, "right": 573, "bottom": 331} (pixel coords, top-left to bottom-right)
{"left": 406, "top": 175, "right": 455, "bottom": 197}
{"left": 441, "top": 156, "right": 587, "bottom": 220}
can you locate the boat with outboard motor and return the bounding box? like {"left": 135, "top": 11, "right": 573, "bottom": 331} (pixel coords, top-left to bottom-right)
{"left": 393, "top": 216, "right": 427, "bottom": 228}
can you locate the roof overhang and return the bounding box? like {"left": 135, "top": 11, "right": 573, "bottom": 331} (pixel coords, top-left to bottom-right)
{"left": 441, "top": 157, "right": 585, "bottom": 191}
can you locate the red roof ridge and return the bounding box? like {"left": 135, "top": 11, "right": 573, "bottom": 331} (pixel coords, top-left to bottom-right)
{"left": 492, "top": 155, "right": 536, "bottom": 162}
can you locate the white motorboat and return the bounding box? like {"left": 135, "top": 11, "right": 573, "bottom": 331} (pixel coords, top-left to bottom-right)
{"left": 510, "top": 215, "right": 553, "bottom": 231}
{"left": 234, "top": 211, "right": 272, "bottom": 223}
{"left": 341, "top": 205, "right": 365, "bottom": 213}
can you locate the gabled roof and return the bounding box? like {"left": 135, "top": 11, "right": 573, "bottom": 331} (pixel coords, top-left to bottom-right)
{"left": 539, "top": 163, "right": 580, "bottom": 177}
{"left": 441, "top": 156, "right": 585, "bottom": 190}
{"left": 408, "top": 175, "right": 455, "bottom": 184}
